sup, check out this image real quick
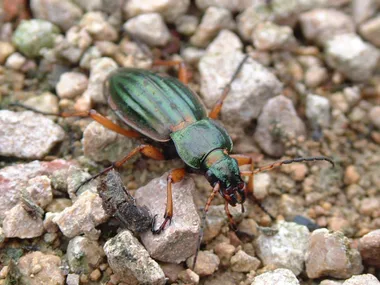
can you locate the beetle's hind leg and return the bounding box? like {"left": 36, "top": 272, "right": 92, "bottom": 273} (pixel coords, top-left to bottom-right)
{"left": 9, "top": 103, "right": 141, "bottom": 138}
{"left": 152, "top": 168, "right": 186, "bottom": 234}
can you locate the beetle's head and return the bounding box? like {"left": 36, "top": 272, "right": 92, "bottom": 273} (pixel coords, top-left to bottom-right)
{"left": 203, "top": 149, "right": 246, "bottom": 206}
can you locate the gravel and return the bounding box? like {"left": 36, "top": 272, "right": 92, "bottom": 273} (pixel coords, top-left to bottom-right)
{"left": 251, "top": 268, "right": 300, "bottom": 285}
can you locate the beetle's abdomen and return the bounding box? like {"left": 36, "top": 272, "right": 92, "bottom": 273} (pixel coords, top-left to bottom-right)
{"left": 104, "top": 68, "right": 207, "bottom": 141}
{"left": 170, "top": 119, "right": 233, "bottom": 169}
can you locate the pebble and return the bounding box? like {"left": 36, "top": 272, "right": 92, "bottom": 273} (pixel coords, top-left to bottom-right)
{"left": 178, "top": 269, "right": 200, "bottom": 284}
{"left": 305, "top": 228, "right": 363, "bottom": 279}
{"left": 195, "top": 0, "right": 255, "bottom": 12}
{"left": 159, "top": 263, "right": 183, "bottom": 283}
{"left": 3, "top": 204, "right": 44, "bottom": 238}
{"left": 255, "top": 221, "right": 310, "bottom": 276}
{"left": 343, "top": 274, "right": 380, "bottom": 285}
{"left": 23, "top": 92, "right": 59, "bottom": 115}
{"left": 359, "top": 16, "right": 380, "bottom": 48}
{"left": 79, "top": 12, "right": 118, "bottom": 42}
{"left": 230, "top": 250, "right": 261, "bottom": 273}
{"left": 306, "top": 94, "right": 331, "bottom": 128}
{"left": 135, "top": 173, "right": 200, "bottom": 263}
{"left": 254, "top": 95, "right": 306, "bottom": 157}
{"left": 18, "top": 251, "right": 64, "bottom": 285}
{"left": 252, "top": 21, "right": 296, "bottom": 51}
{"left": 299, "top": 9, "right": 355, "bottom": 46}
{"left": 89, "top": 269, "right": 102, "bottom": 281}
{"left": 320, "top": 281, "right": 344, "bottom": 285}
{"left": 214, "top": 242, "right": 236, "bottom": 266}
{"left": 5, "top": 52, "right": 26, "bottom": 70}
{"left": 0, "top": 41, "right": 15, "bottom": 64}
{"left": 82, "top": 57, "right": 118, "bottom": 104}
{"left": 56, "top": 72, "right": 88, "bottom": 99}
{"left": 82, "top": 121, "right": 139, "bottom": 162}
{"left": 360, "top": 198, "right": 380, "bottom": 217}
{"left": 369, "top": 106, "right": 380, "bottom": 129}
{"left": 53, "top": 190, "right": 109, "bottom": 239}
{"left": 359, "top": 229, "right": 380, "bottom": 267}
{"left": 175, "top": 15, "right": 199, "bottom": 36}
{"left": 182, "top": 47, "right": 206, "bottom": 64}
{"left": 253, "top": 173, "right": 271, "bottom": 200}
{"left": 206, "top": 29, "right": 243, "bottom": 55}
{"left": 237, "top": 6, "right": 271, "bottom": 42}
{"left": 190, "top": 6, "right": 235, "bottom": 48}
{"left": 344, "top": 165, "right": 360, "bottom": 185}
{"left": 79, "top": 46, "right": 102, "bottom": 70}
{"left": 352, "top": 0, "right": 378, "bottom": 25}
{"left": 67, "top": 236, "right": 105, "bottom": 273}
{"left": 0, "top": 110, "right": 65, "bottom": 159}
{"left": 251, "top": 268, "right": 300, "bottom": 285}
{"left": 199, "top": 51, "right": 282, "bottom": 134}
{"left": 325, "top": 33, "right": 380, "bottom": 82}
{"left": 124, "top": 13, "right": 171, "bottom": 47}
{"left": 124, "top": 0, "right": 190, "bottom": 23}
{"left": 0, "top": 159, "right": 74, "bottom": 221}
{"left": 12, "top": 19, "right": 60, "bottom": 58}
{"left": 25, "top": 175, "right": 53, "bottom": 208}
{"left": 104, "top": 230, "right": 165, "bottom": 285}
{"left": 55, "top": 26, "right": 92, "bottom": 64}
{"left": 304, "top": 65, "right": 328, "bottom": 88}
{"left": 66, "top": 274, "right": 80, "bottom": 285}
{"left": 30, "top": 0, "right": 82, "bottom": 31}
{"left": 186, "top": 251, "right": 220, "bottom": 276}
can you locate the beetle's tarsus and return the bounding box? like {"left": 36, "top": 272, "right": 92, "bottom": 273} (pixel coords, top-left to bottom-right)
{"left": 151, "top": 215, "right": 172, "bottom": 235}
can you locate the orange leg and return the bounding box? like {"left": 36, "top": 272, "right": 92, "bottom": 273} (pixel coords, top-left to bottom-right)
{"left": 75, "top": 144, "right": 165, "bottom": 193}
{"left": 153, "top": 59, "right": 189, "bottom": 84}
{"left": 152, "top": 168, "right": 186, "bottom": 234}
{"left": 224, "top": 200, "right": 237, "bottom": 230}
{"left": 231, "top": 154, "right": 255, "bottom": 197}
{"left": 208, "top": 55, "right": 249, "bottom": 119}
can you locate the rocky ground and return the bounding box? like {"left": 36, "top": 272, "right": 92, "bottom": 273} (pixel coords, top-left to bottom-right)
{"left": 0, "top": 0, "right": 379, "bottom": 284}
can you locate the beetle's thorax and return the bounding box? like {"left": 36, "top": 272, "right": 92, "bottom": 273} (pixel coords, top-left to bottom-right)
{"left": 202, "top": 149, "right": 246, "bottom": 206}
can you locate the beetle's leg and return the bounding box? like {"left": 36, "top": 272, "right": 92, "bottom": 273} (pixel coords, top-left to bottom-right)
{"left": 225, "top": 200, "right": 237, "bottom": 230}
{"left": 193, "top": 182, "right": 220, "bottom": 270}
{"left": 231, "top": 154, "right": 255, "bottom": 196}
{"left": 9, "top": 103, "right": 141, "bottom": 138}
{"left": 208, "top": 55, "right": 249, "bottom": 119}
{"left": 153, "top": 59, "right": 188, "bottom": 84}
{"left": 152, "top": 168, "right": 186, "bottom": 234}
{"left": 75, "top": 144, "right": 165, "bottom": 193}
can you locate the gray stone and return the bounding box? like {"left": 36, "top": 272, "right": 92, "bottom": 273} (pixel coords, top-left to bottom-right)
{"left": 178, "top": 269, "right": 200, "bottom": 284}
{"left": 343, "top": 274, "right": 380, "bottom": 285}
{"left": 182, "top": 47, "right": 206, "bottom": 64}
{"left": 12, "top": 19, "right": 60, "bottom": 58}
{"left": 299, "top": 9, "right": 355, "bottom": 46}
{"left": 82, "top": 121, "right": 139, "bottom": 162}
{"left": 253, "top": 173, "right": 271, "bottom": 200}
{"left": 199, "top": 52, "right": 282, "bottom": 135}
{"left": 56, "top": 72, "right": 88, "bottom": 99}
{"left": 255, "top": 221, "right": 310, "bottom": 276}
{"left": 251, "top": 268, "right": 300, "bottom": 285}
{"left": 325, "top": 33, "right": 380, "bottom": 82}
{"left": 190, "top": 7, "right": 235, "bottom": 48}
{"left": 66, "top": 274, "right": 80, "bottom": 285}
{"left": 186, "top": 250, "right": 220, "bottom": 276}
{"left": 104, "top": 230, "right": 165, "bottom": 285}
{"left": 306, "top": 94, "right": 331, "bottom": 128}
{"left": 5, "top": 52, "right": 26, "bottom": 70}
{"left": 254, "top": 95, "right": 306, "bottom": 157}
{"left": 31, "top": 0, "right": 83, "bottom": 31}
{"left": 359, "top": 229, "right": 380, "bottom": 268}
{"left": 206, "top": 30, "right": 243, "bottom": 55}
{"left": 124, "top": 13, "right": 171, "bottom": 47}
{"left": 82, "top": 57, "right": 117, "bottom": 104}
{"left": 124, "top": 0, "right": 190, "bottom": 23}
{"left": 175, "top": 15, "right": 199, "bottom": 36}
{"left": 25, "top": 175, "right": 53, "bottom": 209}
{"left": 304, "top": 65, "right": 328, "bottom": 88}
{"left": 360, "top": 16, "right": 380, "bottom": 48}
{"left": 135, "top": 173, "right": 200, "bottom": 263}
{"left": 195, "top": 0, "right": 259, "bottom": 12}
{"left": 23, "top": 92, "right": 59, "bottom": 118}
{"left": 230, "top": 250, "right": 261, "bottom": 273}
{"left": 79, "top": 46, "right": 102, "bottom": 70}
{"left": 18, "top": 252, "right": 64, "bottom": 285}
{"left": 0, "top": 111, "right": 65, "bottom": 159}
{"left": 252, "top": 21, "right": 296, "bottom": 51}
{"left": 0, "top": 159, "right": 74, "bottom": 221}
{"left": 305, "top": 228, "right": 363, "bottom": 279}
{"left": 67, "top": 236, "right": 105, "bottom": 274}
{"left": 352, "top": 0, "right": 379, "bottom": 25}
{"left": 237, "top": 6, "right": 271, "bottom": 42}
{"left": 3, "top": 204, "right": 44, "bottom": 238}
{"left": 369, "top": 106, "right": 380, "bottom": 129}
{"left": 79, "top": 12, "right": 118, "bottom": 41}
{"left": 55, "top": 26, "right": 92, "bottom": 64}
{"left": 53, "top": 190, "right": 109, "bottom": 239}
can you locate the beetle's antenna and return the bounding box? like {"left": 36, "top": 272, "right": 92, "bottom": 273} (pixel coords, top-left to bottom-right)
{"left": 193, "top": 183, "right": 220, "bottom": 270}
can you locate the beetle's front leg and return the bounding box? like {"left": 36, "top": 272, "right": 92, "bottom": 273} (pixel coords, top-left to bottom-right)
{"left": 152, "top": 168, "right": 186, "bottom": 234}
{"left": 153, "top": 59, "right": 189, "bottom": 84}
